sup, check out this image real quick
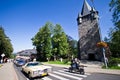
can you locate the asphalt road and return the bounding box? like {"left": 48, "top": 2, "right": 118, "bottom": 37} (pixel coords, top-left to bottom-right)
{"left": 83, "top": 73, "right": 120, "bottom": 80}
{"left": 13, "top": 64, "right": 120, "bottom": 80}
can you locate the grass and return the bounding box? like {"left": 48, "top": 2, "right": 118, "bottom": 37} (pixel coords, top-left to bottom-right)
{"left": 0, "top": 64, "right": 3, "bottom": 68}
{"left": 108, "top": 66, "right": 120, "bottom": 69}
{"left": 102, "top": 66, "right": 120, "bottom": 70}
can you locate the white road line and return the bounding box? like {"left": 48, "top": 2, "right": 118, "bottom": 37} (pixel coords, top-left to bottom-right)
{"left": 63, "top": 68, "right": 91, "bottom": 75}
{"left": 26, "top": 78, "right": 29, "bottom": 80}
{"left": 53, "top": 71, "right": 83, "bottom": 80}
{"left": 42, "top": 77, "right": 52, "bottom": 80}
{"left": 63, "top": 68, "right": 69, "bottom": 71}
{"left": 85, "top": 73, "right": 91, "bottom": 75}
{"left": 58, "top": 70, "right": 87, "bottom": 77}
{"left": 49, "top": 73, "right": 69, "bottom": 80}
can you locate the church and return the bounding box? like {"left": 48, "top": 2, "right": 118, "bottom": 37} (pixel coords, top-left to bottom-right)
{"left": 77, "top": 0, "right": 103, "bottom": 61}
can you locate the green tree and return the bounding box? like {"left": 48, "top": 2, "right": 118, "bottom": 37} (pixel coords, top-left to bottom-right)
{"left": 32, "top": 22, "right": 52, "bottom": 61}
{"left": 109, "top": 0, "right": 120, "bottom": 29}
{"left": 108, "top": 28, "right": 120, "bottom": 57}
{"left": 66, "top": 35, "right": 78, "bottom": 60}
{"left": 52, "top": 24, "right": 69, "bottom": 60}
{"left": 32, "top": 22, "right": 70, "bottom": 61}
{"left": 0, "top": 27, "right": 13, "bottom": 58}
{"left": 109, "top": 0, "right": 120, "bottom": 57}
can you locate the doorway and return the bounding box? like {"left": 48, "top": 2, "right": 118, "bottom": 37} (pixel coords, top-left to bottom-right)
{"left": 88, "top": 54, "right": 95, "bottom": 60}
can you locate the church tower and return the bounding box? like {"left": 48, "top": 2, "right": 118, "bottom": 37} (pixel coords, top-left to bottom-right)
{"left": 77, "top": 0, "right": 103, "bottom": 61}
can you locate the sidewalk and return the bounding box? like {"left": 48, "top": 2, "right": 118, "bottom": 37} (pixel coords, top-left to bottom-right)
{"left": 0, "top": 62, "right": 18, "bottom": 80}
{"left": 43, "top": 62, "right": 120, "bottom": 75}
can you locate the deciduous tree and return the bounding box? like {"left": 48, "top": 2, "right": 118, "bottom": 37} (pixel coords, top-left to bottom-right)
{"left": 32, "top": 22, "right": 52, "bottom": 61}
{"left": 52, "top": 24, "right": 69, "bottom": 60}
{"left": 0, "top": 26, "right": 13, "bottom": 59}
{"left": 109, "top": 0, "right": 120, "bottom": 57}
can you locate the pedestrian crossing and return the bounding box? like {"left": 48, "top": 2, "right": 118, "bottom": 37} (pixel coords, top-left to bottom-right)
{"left": 40, "top": 68, "right": 90, "bottom": 80}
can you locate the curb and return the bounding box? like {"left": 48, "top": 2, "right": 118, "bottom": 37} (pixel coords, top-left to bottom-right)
{"left": 43, "top": 63, "right": 120, "bottom": 75}
{"left": 84, "top": 69, "right": 120, "bottom": 75}
{"left": 11, "top": 63, "right": 19, "bottom": 80}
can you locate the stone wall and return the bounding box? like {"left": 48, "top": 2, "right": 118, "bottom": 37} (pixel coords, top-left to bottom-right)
{"left": 78, "top": 14, "right": 103, "bottom": 61}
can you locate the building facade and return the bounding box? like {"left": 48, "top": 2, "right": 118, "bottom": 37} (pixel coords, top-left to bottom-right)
{"left": 77, "top": 0, "right": 103, "bottom": 61}
{"left": 16, "top": 48, "right": 37, "bottom": 61}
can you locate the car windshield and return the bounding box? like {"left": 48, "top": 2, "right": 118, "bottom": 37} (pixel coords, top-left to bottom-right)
{"left": 18, "top": 60, "right": 25, "bottom": 63}
{"left": 26, "top": 62, "right": 42, "bottom": 67}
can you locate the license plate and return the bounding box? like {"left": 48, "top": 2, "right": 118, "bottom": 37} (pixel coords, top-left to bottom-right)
{"left": 41, "top": 73, "right": 47, "bottom": 76}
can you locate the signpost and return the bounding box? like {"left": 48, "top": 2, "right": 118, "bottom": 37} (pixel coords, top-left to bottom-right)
{"left": 103, "top": 49, "right": 108, "bottom": 68}
{"left": 1, "top": 53, "right": 5, "bottom": 63}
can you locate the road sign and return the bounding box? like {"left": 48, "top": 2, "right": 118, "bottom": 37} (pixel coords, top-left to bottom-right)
{"left": 1, "top": 53, "right": 5, "bottom": 57}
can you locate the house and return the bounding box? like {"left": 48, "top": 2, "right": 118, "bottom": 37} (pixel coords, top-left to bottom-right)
{"left": 16, "top": 48, "right": 37, "bottom": 61}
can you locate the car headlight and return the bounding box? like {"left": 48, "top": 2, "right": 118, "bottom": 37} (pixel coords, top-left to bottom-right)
{"left": 33, "top": 71, "right": 38, "bottom": 75}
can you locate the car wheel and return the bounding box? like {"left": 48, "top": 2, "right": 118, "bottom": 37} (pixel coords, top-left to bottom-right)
{"left": 79, "top": 69, "right": 85, "bottom": 75}
{"left": 69, "top": 67, "right": 72, "bottom": 73}
{"left": 21, "top": 68, "right": 24, "bottom": 72}
{"left": 28, "top": 72, "right": 32, "bottom": 79}
{"left": 80, "top": 71, "right": 85, "bottom": 75}
{"left": 46, "top": 73, "right": 49, "bottom": 76}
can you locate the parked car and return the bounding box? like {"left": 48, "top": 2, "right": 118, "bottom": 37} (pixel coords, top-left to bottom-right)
{"left": 21, "top": 61, "right": 52, "bottom": 78}
{"left": 14, "top": 58, "right": 26, "bottom": 66}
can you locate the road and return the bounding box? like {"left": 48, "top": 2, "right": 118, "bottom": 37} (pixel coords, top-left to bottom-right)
{"left": 83, "top": 73, "right": 120, "bottom": 80}
{"left": 13, "top": 64, "right": 120, "bottom": 80}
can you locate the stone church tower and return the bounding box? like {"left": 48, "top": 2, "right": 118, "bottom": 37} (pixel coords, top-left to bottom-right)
{"left": 77, "top": 0, "right": 103, "bottom": 61}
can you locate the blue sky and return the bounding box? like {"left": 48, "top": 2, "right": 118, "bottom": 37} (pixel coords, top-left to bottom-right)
{"left": 0, "top": 0, "right": 113, "bottom": 52}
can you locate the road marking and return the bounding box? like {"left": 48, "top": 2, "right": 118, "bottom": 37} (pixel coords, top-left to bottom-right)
{"left": 63, "top": 68, "right": 91, "bottom": 75}
{"left": 53, "top": 71, "right": 83, "bottom": 80}
{"left": 26, "top": 78, "right": 29, "bottom": 80}
{"left": 58, "top": 70, "right": 87, "bottom": 77}
{"left": 85, "top": 73, "right": 91, "bottom": 75}
{"left": 42, "top": 77, "right": 52, "bottom": 80}
{"left": 49, "top": 73, "right": 69, "bottom": 80}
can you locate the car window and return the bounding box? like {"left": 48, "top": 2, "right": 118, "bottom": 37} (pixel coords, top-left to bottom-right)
{"left": 26, "top": 62, "right": 42, "bottom": 67}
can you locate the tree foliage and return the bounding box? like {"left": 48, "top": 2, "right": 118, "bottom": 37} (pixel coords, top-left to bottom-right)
{"left": 109, "top": 0, "right": 120, "bottom": 29}
{"left": 32, "top": 22, "right": 70, "bottom": 61}
{"left": 52, "top": 24, "right": 69, "bottom": 59}
{"left": 32, "top": 22, "right": 52, "bottom": 61}
{"left": 108, "top": 0, "right": 120, "bottom": 57}
{"left": 66, "top": 35, "right": 78, "bottom": 59}
{"left": 0, "top": 26, "right": 13, "bottom": 58}
{"left": 108, "top": 29, "right": 120, "bottom": 57}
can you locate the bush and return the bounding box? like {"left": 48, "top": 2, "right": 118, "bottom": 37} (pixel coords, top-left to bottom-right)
{"left": 63, "top": 59, "right": 69, "bottom": 64}
{"left": 108, "top": 57, "right": 120, "bottom": 67}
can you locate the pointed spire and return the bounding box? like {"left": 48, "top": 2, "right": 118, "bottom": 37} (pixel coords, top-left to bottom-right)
{"left": 78, "top": 13, "right": 82, "bottom": 18}
{"left": 81, "top": 0, "right": 95, "bottom": 16}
